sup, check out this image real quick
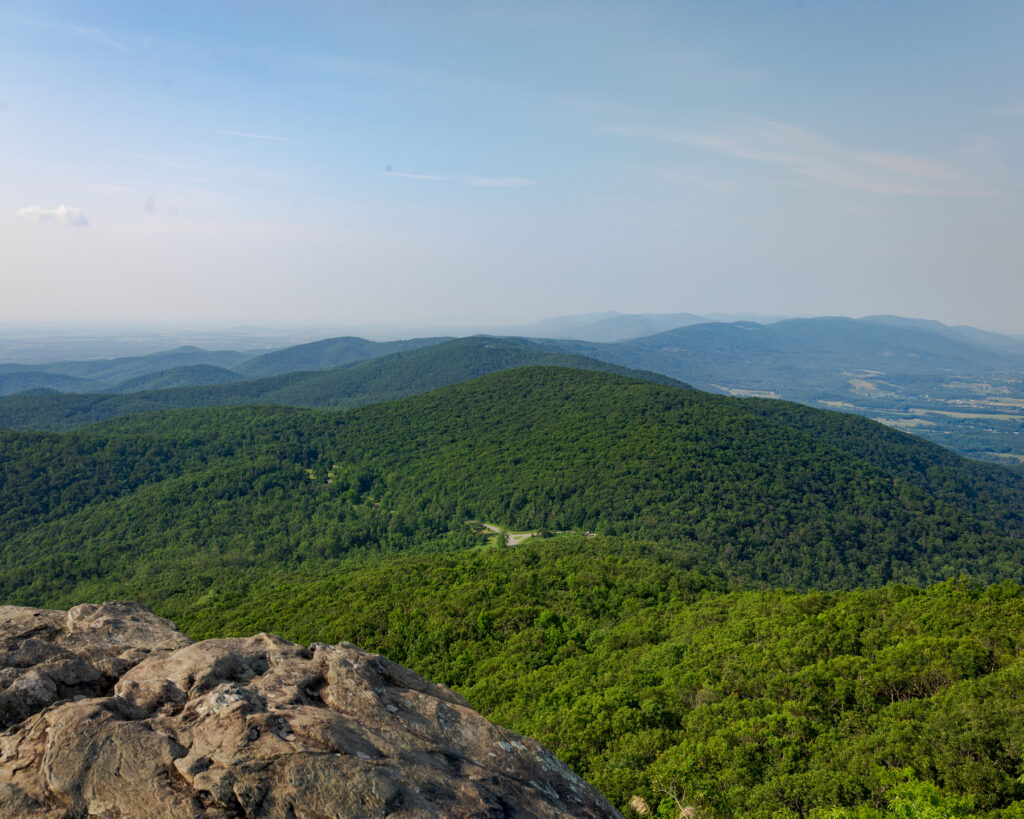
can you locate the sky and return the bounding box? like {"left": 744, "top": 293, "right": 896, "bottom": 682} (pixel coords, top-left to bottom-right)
{"left": 2, "top": 0, "right": 1023, "bottom": 332}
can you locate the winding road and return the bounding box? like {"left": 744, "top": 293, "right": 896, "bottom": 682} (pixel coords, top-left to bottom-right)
{"left": 474, "top": 522, "right": 538, "bottom": 546}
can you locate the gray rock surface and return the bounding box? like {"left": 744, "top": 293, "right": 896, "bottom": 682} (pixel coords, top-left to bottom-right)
{"left": 0, "top": 602, "right": 622, "bottom": 818}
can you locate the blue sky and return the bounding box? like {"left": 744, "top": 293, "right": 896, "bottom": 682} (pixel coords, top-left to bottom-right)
{"left": 2, "top": 1, "right": 1023, "bottom": 331}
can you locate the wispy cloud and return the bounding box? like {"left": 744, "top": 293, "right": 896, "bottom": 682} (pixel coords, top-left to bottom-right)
{"left": 613, "top": 118, "right": 998, "bottom": 197}
{"left": 130, "top": 153, "right": 197, "bottom": 171}
{"left": 16, "top": 204, "right": 90, "bottom": 227}
{"left": 382, "top": 169, "right": 536, "bottom": 187}
{"left": 220, "top": 130, "right": 299, "bottom": 143}
{"left": 130, "top": 151, "right": 294, "bottom": 188}
{"left": 958, "top": 136, "right": 1007, "bottom": 177}
{"left": 69, "top": 24, "right": 131, "bottom": 53}
{"left": 656, "top": 169, "right": 737, "bottom": 192}
{"left": 382, "top": 170, "right": 445, "bottom": 181}
{"left": 2, "top": 14, "right": 135, "bottom": 53}
{"left": 994, "top": 101, "right": 1024, "bottom": 116}
{"left": 469, "top": 177, "right": 536, "bottom": 188}
{"left": 311, "top": 57, "right": 432, "bottom": 88}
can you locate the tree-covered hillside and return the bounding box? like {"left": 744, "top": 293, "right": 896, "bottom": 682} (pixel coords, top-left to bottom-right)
{"left": 171, "top": 540, "right": 1024, "bottom": 818}
{"left": 4, "top": 365, "right": 1024, "bottom": 815}
{"left": 8, "top": 533, "right": 1024, "bottom": 817}
{"left": 110, "top": 363, "right": 246, "bottom": 392}
{"left": 0, "top": 338, "right": 681, "bottom": 431}
{"left": 0, "top": 370, "right": 104, "bottom": 396}
{"left": 548, "top": 317, "right": 1024, "bottom": 397}
{"left": 232, "top": 334, "right": 449, "bottom": 378}
{"left": 30, "top": 345, "right": 253, "bottom": 383}
{"left": 2, "top": 367, "right": 1024, "bottom": 603}
{"left": 0, "top": 347, "right": 258, "bottom": 397}
{"left": 539, "top": 318, "right": 1024, "bottom": 463}
{"left": 8, "top": 320, "right": 1024, "bottom": 463}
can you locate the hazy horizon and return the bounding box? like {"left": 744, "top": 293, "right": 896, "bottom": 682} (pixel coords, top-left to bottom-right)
{"left": 3, "top": 308, "right": 1024, "bottom": 367}
{"left": 0, "top": 308, "right": 1019, "bottom": 336}
{"left": 3, "top": 2, "right": 1023, "bottom": 331}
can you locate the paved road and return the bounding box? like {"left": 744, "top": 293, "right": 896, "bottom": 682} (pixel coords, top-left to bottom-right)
{"left": 475, "top": 522, "right": 538, "bottom": 546}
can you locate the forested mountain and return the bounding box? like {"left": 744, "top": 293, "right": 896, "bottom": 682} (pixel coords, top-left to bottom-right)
{"left": 3, "top": 366, "right": 1023, "bottom": 605}
{"left": 521, "top": 311, "right": 708, "bottom": 342}
{"left": 3, "top": 325, "right": 1024, "bottom": 815}
{"left": 865, "top": 314, "right": 1024, "bottom": 355}
{"left": 172, "top": 541, "right": 1024, "bottom": 817}
{"left": 0, "top": 370, "right": 105, "bottom": 396}
{"left": 545, "top": 317, "right": 1023, "bottom": 397}
{"left": 0, "top": 336, "right": 452, "bottom": 402}
{"left": 110, "top": 364, "right": 247, "bottom": 392}
{"left": 0, "top": 346, "right": 257, "bottom": 396}
{"left": 534, "top": 317, "right": 1024, "bottom": 463}
{"left": 28, "top": 345, "right": 254, "bottom": 383}
{"left": 0, "top": 338, "right": 681, "bottom": 431}
{"left": 6, "top": 316, "right": 1024, "bottom": 462}
{"left": 514, "top": 311, "right": 799, "bottom": 341}
{"left": 4, "top": 365, "right": 1024, "bottom": 815}
{"left": 232, "top": 335, "right": 449, "bottom": 377}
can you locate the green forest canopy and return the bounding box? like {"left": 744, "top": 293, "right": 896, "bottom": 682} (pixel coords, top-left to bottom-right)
{"left": 3, "top": 366, "right": 1024, "bottom": 815}
{"left": 3, "top": 367, "right": 1024, "bottom": 601}
{"left": 20, "top": 536, "right": 1024, "bottom": 817}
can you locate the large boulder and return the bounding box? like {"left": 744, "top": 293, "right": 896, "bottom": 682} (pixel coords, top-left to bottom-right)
{"left": 0, "top": 603, "right": 622, "bottom": 818}
{"left": 0, "top": 601, "right": 191, "bottom": 732}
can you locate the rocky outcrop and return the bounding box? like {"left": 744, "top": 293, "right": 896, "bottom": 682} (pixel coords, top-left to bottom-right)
{"left": 0, "top": 602, "right": 621, "bottom": 818}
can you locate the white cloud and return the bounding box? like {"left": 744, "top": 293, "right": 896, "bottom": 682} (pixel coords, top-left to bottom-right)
{"left": 613, "top": 118, "right": 998, "bottom": 198}
{"left": 16, "top": 204, "right": 90, "bottom": 227}
{"left": 468, "top": 177, "right": 536, "bottom": 187}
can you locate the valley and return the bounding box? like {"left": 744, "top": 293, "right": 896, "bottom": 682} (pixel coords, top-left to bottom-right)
{"left": 3, "top": 322, "right": 1024, "bottom": 815}
{"left": 3, "top": 360, "right": 1024, "bottom": 814}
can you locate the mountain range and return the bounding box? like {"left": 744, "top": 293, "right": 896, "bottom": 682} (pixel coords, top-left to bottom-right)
{"left": 544, "top": 316, "right": 1023, "bottom": 397}
{"left": 3, "top": 363, "right": 1024, "bottom": 813}
{"left": 2, "top": 313, "right": 1023, "bottom": 463}
{"left": 3, "top": 365, "right": 1023, "bottom": 605}
{"left": 0, "top": 338, "right": 682, "bottom": 430}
